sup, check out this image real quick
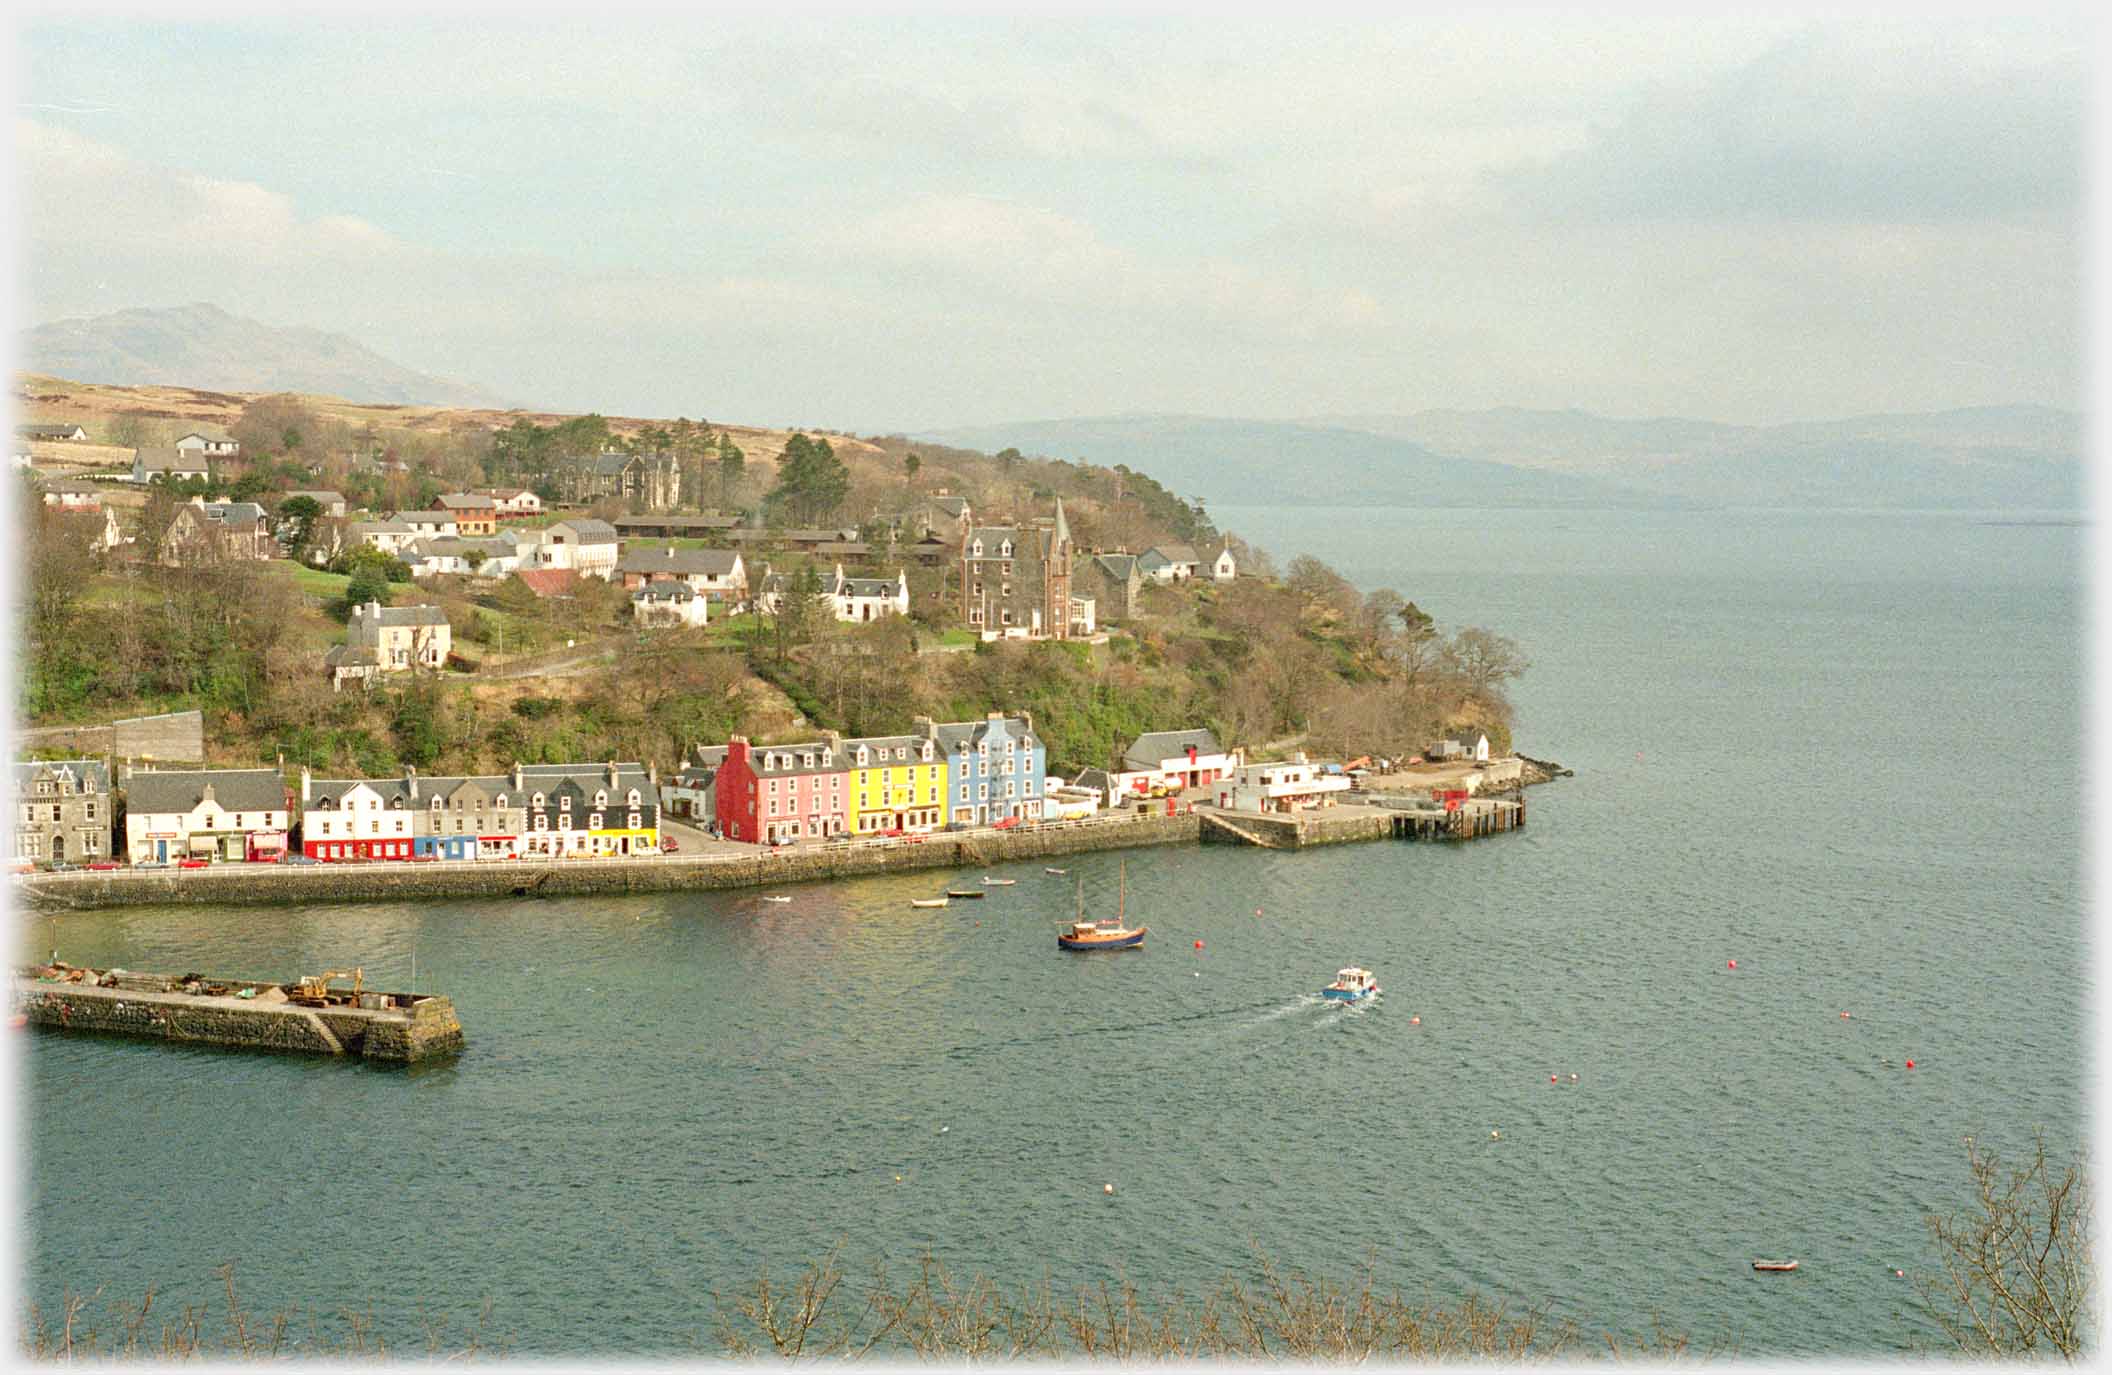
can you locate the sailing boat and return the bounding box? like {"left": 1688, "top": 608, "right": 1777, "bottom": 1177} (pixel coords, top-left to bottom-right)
{"left": 1057, "top": 862, "right": 1147, "bottom": 951}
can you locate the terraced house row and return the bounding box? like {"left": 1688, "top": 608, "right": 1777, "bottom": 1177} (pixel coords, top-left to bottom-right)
{"left": 298, "top": 761, "right": 660, "bottom": 861}
{"left": 684, "top": 712, "right": 1047, "bottom": 845}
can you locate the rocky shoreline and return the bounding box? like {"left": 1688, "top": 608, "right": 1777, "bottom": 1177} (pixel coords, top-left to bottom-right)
{"left": 1518, "top": 755, "right": 1574, "bottom": 785}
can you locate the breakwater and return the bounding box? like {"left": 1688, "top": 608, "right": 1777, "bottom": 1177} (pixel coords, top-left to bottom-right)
{"left": 16, "top": 811, "right": 1203, "bottom": 912}
{"left": 14, "top": 967, "right": 463, "bottom": 1062}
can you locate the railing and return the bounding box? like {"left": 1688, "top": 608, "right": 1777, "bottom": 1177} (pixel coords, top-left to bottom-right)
{"left": 15, "top": 809, "right": 1192, "bottom": 882}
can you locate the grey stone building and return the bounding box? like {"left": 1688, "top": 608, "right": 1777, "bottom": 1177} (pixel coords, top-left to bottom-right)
{"left": 1075, "top": 552, "right": 1144, "bottom": 621}
{"left": 11, "top": 759, "right": 112, "bottom": 865}
{"left": 959, "top": 499, "right": 1077, "bottom": 639}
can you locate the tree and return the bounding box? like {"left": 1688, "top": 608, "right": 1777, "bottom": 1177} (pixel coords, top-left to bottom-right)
{"left": 719, "top": 434, "right": 747, "bottom": 509}
{"left": 904, "top": 451, "right": 922, "bottom": 486}
{"left": 765, "top": 434, "right": 849, "bottom": 527}
{"left": 1920, "top": 1133, "right": 2095, "bottom": 1361}
{"left": 1445, "top": 626, "right": 1530, "bottom": 697}
{"left": 277, "top": 495, "right": 323, "bottom": 559}
{"left": 106, "top": 413, "right": 152, "bottom": 449}
{"left": 231, "top": 394, "right": 320, "bottom": 459}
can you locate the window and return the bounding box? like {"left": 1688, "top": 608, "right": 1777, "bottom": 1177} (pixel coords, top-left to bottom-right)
{"left": 629, "top": 811, "right": 640, "bottom": 829}
{"left": 590, "top": 813, "right": 603, "bottom": 830}
{"left": 535, "top": 816, "right": 548, "bottom": 831}
{"left": 532, "top": 792, "right": 545, "bottom": 808}
{"left": 560, "top": 795, "right": 572, "bottom": 811}
{"left": 971, "top": 540, "right": 983, "bottom": 557}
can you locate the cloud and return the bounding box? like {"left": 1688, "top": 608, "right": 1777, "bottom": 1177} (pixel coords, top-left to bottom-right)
{"left": 1491, "top": 24, "right": 2084, "bottom": 225}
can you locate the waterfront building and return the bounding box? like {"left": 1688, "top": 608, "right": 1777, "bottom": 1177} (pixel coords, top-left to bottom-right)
{"left": 1211, "top": 758, "right": 1352, "bottom": 814}
{"left": 1123, "top": 728, "right": 1241, "bottom": 790}
{"left": 662, "top": 746, "right": 727, "bottom": 829}
{"left": 515, "top": 762, "right": 660, "bottom": 857}
{"left": 11, "top": 759, "right": 112, "bottom": 865}
{"left": 715, "top": 737, "right": 849, "bottom": 844}
{"left": 1042, "top": 783, "right": 1100, "bottom": 821}
{"left": 123, "top": 767, "right": 290, "bottom": 864}
{"left": 915, "top": 712, "right": 1045, "bottom": 827}
{"left": 959, "top": 499, "right": 1076, "bottom": 640}
{"left": 845, "top": 731, "right": 948, "bottom": 835}
{"left": 298, "top": 768, "right": 527, "bottom": 861}
{"left": 1427, "top": 727, "right": 1490, "bottom": 763}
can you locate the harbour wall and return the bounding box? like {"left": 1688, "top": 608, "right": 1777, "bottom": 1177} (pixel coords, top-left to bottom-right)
{"left": 17, "top": 811, "right": 1203, "bottom": 913}
{"left": 15, "top": 979, "right": 464, "bottom": 1062}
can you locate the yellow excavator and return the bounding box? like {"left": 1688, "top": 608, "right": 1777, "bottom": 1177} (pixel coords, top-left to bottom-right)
{"left": 288, "top": 968, "right": 364, "bottom": 1007}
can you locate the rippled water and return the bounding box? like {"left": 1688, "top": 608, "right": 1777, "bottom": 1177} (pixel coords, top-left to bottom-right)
{"left": 18, "top": 508, "right": 2088, "bottom": 1356}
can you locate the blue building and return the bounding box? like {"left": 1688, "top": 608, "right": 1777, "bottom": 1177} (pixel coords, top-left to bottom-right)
{"left": 916, "top": 712, "right": 1046, "bottom": 827}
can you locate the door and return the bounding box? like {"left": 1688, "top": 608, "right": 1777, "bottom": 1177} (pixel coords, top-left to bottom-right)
{"left": 51, "top": 836, "right": 64, "bottom": 863}
{"left": 156, "top": 839, "right": 167, "bottom": 863}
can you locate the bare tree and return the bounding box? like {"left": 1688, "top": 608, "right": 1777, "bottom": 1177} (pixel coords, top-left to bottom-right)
{"left": 1919, "top": 1132, "right": 2095, "bottom": 1361}
{"left": 1444, "top": 626, "right": 1530, "bottom": 697}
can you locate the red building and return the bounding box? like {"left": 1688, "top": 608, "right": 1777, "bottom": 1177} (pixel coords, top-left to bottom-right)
{"left": 715, "top": 736, "right": 851, "bottom": 844}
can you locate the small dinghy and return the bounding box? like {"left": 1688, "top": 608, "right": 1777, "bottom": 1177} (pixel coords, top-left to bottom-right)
{"left": 762, "top": 895, "right": 792, "bottom": 904}
{"left": 981, "top": 876, "right": 1016, "bottom": 886}
{"left": 909, "top": 898, "right": 950, "bottom": 909}
{"left": 1751, "top": 1260, "right": 1799, "bottom": 1272}
{"left": 945, "top": 888, "right": 986, "bottom": 899}
{"left": 1044, "top": 867, "right": 1067, "bottom": 875}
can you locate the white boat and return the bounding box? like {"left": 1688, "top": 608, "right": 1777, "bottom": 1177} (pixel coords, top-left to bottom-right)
{"left": 1321, "top": 967, "right": 1380, "bottom": 1002}
{"left": 909, "top": 898, "right": 949, "bottom": 909}
{"left": 1044, "top": 867, "right": 1067, "bottom": 875}
{"left": 981, "top": 876, "right": 1016, "bottom": 886}
{"left": 762, "top": 895, "right": 792, "bottom": 904}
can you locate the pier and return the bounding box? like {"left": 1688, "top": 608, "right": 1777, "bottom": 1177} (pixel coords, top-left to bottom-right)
{"left": 14, "top": 965, "right": 464, "bottom": 1062}
{"left": 1198, "top": 794, "right": 1524, "bottom": 848}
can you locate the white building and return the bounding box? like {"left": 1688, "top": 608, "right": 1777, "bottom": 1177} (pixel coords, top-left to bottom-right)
{"left": 1042, "top": 782, "right": 1100, "bottom": 820}
{"left": 538, "top": 519, "right": 620, "bottom": 580}
{"left": 351, "top": 519, "right": 419, "bottom": 555}
{"left": 175, "top": 431, "right": 239, "bottom": 456}
{"left": 123, "top": 767, "right": 290, "bottom": 864}
{"left": 632, "top": 578, "right": 711, "bottom": 627}
{"left": 1210, "top": 545, "right": 1237, "bottom": 581}
{"left": 484, "top": 487, "right": 543, "bottom": 516}
{"left": 1212, "top": 758, "right": 1353, "bottom": 815}
{"left": 1122, "top": 729, "right": 1243, "bottom": 790}
{"left": 396, "top": 511, "right": 460, "bottom": 539}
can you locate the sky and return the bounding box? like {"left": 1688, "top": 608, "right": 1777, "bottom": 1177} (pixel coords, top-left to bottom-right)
{"left": 8, "top": 14, "right": 2091, "bottom": 431}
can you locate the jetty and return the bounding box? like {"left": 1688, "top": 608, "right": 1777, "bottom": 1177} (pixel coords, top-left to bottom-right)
{"left": 1200, "top": 794, "right": 1524, "bottom": 848}
{"left": 14, "top": 964, "right": 463, "bottom": 1063}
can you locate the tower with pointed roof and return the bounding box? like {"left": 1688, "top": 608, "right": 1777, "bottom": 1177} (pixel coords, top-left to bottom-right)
{"left": 959, "top": 498, "right": 1077, "bottom": 639}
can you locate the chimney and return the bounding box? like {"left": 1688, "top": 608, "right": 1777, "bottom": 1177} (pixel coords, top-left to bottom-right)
{"left": 912, "top": 715, "right": 935, "bottom": 740}
{"left": 511, "top": 761, "right": 524, "bottom": 792}
{"left": 607, "top": 759, "right": 619, "bottom": 789}
{"left": 987, "top": 710, "right": 1003, "bottom": 722}
{"left": 406, "top": 766, "right": 419, "bottom": 801}
{"left": 300, "top": 766, "right": 312, "bottom": 805}
{"left": 200, "top": 782, "right": 216, "bottom": 806}
{"left": 648, "top": 761, "right": 658, "bottom": 787}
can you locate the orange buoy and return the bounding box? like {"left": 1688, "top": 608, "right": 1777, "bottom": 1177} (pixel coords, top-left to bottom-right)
{"left": 1727, "top": 960, "right": 1737, "bottom": 970}
{"left": 1103, "top": 1183, "right": 1114, "bottom": 1194}
{"left": 1905, "top": 1059, "right": 1915, "bottom": 1069}
{"left": 1194, "top": 939, "right": 1203, "bottom": 950}
{"left": 1410, "top": 1015, "right": 1420, "bottom": 1025}
{"left": 1841, "top": 1011, "right": 1850, "bottom": 1018}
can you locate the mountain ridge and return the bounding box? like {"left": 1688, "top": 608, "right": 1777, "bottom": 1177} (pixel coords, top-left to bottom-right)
{"left": 22, "top": 302, "right": 517, "bottom": 410}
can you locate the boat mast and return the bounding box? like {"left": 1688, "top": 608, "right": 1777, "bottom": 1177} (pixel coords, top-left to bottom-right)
{"left": 1118, "top": 859, "right": 1125, "bottom": 921}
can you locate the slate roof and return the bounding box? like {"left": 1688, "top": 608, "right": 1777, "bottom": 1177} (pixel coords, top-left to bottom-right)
{"left": 351, "top": 519, "right": 415, "bottom": 538}
{"left": 125, "top": 768, "right": 288, "bottom": 815}
{"left": 305, "top": 773, "right": 516, "bottom": 808}
{"left": 18, "top": 423, "right": 86, "bottom": 440}
{"left": 931, "top": 495, "right": 970, "bottom": 517}
{"left": 1091, "top": 553, "right": 1139, "bottom": 578}
{"left": 632, "top": 577, "right": 697, "bottom": 602}
{"left": 590, "top": 451, "right": 640, "bottom": 476}
{"left": 1124, "top": 728, "right": 1224, "bottom": 768}
{"left": 435, "top": 492, "right": 496, "bottom": 510}
{"left": 551, "top": 518, "right": 618, "bottom": 543}
{"left": 840, "top": 574, "right": 902, "bottom": 598}
{"left": 404, "top": 536, "right": 510, "bottom": 561}
{"left": 323, "top": 644, "right": 381, "bottom": 669}
{"left": 201, "top": 501, "right": 268, "bottom": 527}
{"left": 617, "top": 545, "right": 742, "bottom": 576}
{"left": 40, "top": 478, "right": 103, "bottom": 495}
{"left": 285, "top": 490, "right": 346, "bottom": 508}
{"left": 12, "top": 759, "right": 111, "bottom": 794}
{"left": 134, "top": 447, "right": 206, "bottom": 473}
{"left": 354, "top": 603, "right": 449, "bottom": 627}
{"left": 743, "top": 741, "right": 847, "bottom": 777}
{"left": 1072, "top": 767, "right": 1114, "bottom": 796}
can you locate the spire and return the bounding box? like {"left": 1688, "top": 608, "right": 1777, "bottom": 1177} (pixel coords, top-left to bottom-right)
{"left": 1052, "top": 496, "right": 1071, "bottom": 549}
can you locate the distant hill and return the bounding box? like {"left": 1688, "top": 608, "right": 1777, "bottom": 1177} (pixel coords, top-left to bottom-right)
{"left": 919, "top": 415, "right": 1678, "bottom": 511}
{"left": 22, "top": 303, "right": 515, "bottom": 409}
{"left": 1312, "top": 405, "right": 2083, "bottom": 510}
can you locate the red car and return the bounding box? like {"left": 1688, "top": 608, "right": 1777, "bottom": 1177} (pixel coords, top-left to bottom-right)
{"left": 177, "top": 858, "right": 209, "bottom": 869}
{"left": 87, "top": 861, "right": 121, "bottom": 871}
{"left": 661, "top": 837, "right": 680, "bottom": 853}
{"left": 993, "top": 816, "right": 1022, "bottom": 831}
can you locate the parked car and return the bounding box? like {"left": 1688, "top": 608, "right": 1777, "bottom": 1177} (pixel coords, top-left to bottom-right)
{"left": 661, "top": 837, "right": 680, "bottom": 853}
{"left": 177, "top": 858, "right": 209, "bottom": 869}
{"left": 284, "top": 854, "right": 319, "bottom": 866}
{"left": 86, "top": 861, "right": 122, "bottom": 871}
{"left": 47, "top": 862, "right": 78, "bottom": 872}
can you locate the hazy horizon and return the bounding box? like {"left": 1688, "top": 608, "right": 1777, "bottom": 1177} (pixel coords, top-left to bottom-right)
{"left": 14, "top": 16, "right": 2086, "bottom": 433}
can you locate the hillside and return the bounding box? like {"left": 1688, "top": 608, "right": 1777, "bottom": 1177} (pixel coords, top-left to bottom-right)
{"left": 22, "top": 303, "right": 514, "bottom": 409}
{"left": 920, "top": 415, "right": 1676, "bottom": 511}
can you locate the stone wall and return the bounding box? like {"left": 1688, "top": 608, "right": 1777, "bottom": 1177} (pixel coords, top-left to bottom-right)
{"left": 17, "top": 813, "right": 1202, "bottom": 912}
{"left": 16, "top": 980, "right": 463, "bottom": 1062}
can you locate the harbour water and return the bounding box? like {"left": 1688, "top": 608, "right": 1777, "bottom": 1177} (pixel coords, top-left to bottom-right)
{"left": 17, "top": 506, "right": 2089, "bottom": 1356}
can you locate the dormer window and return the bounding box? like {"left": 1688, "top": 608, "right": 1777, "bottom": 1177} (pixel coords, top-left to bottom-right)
{"left": 595, "top": 790, "right": 608, "bottom": 807}
{"left": 495, "top": 794, "right": 507, "bottom": 809}
{"left": 532, "top": 792, "right": 545, "bottom": 808}
{"left": 628, "top": 789, "right": 640, "bottom": 805}
{"left": 1000, "top": 540, "right": 1012, "bottom": 557}
{"left": 971, "top": 540, "right": 983, "bottom": 557}
{"left": 559, "top": 794, "right": 571, "bottom": 810}
{"left": 857, "top": 748, "right": 869, "bottom": 767}
{"left": 802, "top": 753, "right": 814, "bottom": 769}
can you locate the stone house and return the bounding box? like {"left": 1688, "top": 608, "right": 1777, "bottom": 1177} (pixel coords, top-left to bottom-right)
{"left": 1075, "top": 552, "right": 1143, "bottom": 621}
{"left": 162, "top": 498, "right": 273, "bottom": 564}
{"left": 327, "top": 602, "right": 451, "bottom": 689}
{"left": 11, "top": 759, "right": 112, "bottom": 865}
{"left": 959, "top": 499, "right": 1076, "bottom": 640}
{"left": 565, "top": 450, "right": 679, "bottom": 510}
{"left": 661, "top": 746, "right": 727, "bottom": 829}
{"left": 123, "top": 767, "right": 290, "bottom": 864}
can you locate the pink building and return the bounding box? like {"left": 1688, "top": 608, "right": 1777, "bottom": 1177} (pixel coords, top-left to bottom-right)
{"left": 714, "top": 735, "right": 851, "bottom": 844}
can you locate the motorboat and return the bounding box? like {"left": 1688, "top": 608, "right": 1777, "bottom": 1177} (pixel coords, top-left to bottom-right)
{"left": 945, "top": 888, "right": 986, "bottom": 899}
{"left": 1321, "top": 967, "right": 1380, "bottom": 1002}
{"left": 1044, "top": 867, "right": 1067, "bottom": 875}
{"left": 981, "top": 876, "right": 1016, "bottom": 886}
{"left": 762, "top": 895, "right": 792, "bottom": 904}
{"left": 1751, "top": 1260, "right": 1800, "bottom": 1273}
{"left": 1058, "top": 864, "right": 1145, "bottom": 952}
{"left": 909, "top": 898, "right": 950, "bottom": 909}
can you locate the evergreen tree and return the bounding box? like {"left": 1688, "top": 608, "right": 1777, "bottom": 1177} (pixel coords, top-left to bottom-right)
{"left": 718, "top": 434, "right": 747, "bottom": 509}
{"left": 765, "top": 434, "right": 849, "bottom": 527}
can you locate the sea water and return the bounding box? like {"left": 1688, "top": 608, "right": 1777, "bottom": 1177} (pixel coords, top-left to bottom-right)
{"left": 17, "top": 507, "right": 2088, "bottom": 1356}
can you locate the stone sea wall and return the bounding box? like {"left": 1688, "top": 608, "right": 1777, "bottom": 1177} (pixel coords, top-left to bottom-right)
{"left": 15, "top": 979, "right": 465, "bottom": 1062}
{"left": 18, "top": 813, "right": 1202, "bottom": 913}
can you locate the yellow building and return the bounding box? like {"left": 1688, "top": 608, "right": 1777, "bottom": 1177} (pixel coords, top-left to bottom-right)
{"left": 845, "top": 733, "right": 949, "bottom": 834}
